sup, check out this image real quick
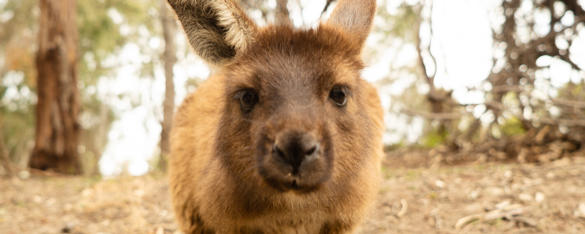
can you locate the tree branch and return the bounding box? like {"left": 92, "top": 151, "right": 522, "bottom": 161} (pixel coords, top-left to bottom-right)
{"left": 0, "top": 126, "right": 14, "bottom": 177}
{"left": 415, "top": 3, "right": 437, "bottom": 87}
{"left": 402, "top": 108, "right": 462, "bottom": 120}
{"left": 321, "top": 0, "right": 335, "bottom": 18}
{"left": 275, "top": 0, "right": 292, "bottom": 26}
{"left": 551, "top": 97, "right": 585, "bottom": 109}
{"left": 539, "top": 117, "right": 585, "bottom": 127}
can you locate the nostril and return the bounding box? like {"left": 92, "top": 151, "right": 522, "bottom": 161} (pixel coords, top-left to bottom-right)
{"left": 273, "top": 144, "right": 286, "bottom": 158}
{"left": 305, "top": 144, "right": 319, "bottom": 156}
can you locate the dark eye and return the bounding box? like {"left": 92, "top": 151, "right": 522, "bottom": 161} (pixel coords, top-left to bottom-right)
{"left": 329, "top": 85, "right": 348, "bottom": 107}
{"left": 235, "top": 89, "right": 259, "bottom": 113}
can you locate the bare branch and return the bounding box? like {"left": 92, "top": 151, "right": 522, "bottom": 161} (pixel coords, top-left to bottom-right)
{"left": 415, "top": 3, "right": 437, "bottom": 87}
{"left": 551, "top": 98, "right": 585, "bottom": 109}
{"left": 275, "top": 0, "right": 292, "bottom": 26}
{"left": 559, "top": 0, "right": 585, "bottom": 17}
{"left": 321, "top": 0, "right": 335, "bottom": 18}
{"left": 0, "top": 126, "right": 14, "bottom": 176}
{"left": 402, "top": 108, "right": 462, "bottom": 120}
{"left": 556, "top": 53, "right": 583, "bottom": 71}
{"left": 539, "top": 117, "right": 585, "bottom": 127}
{"left": 491, "top": 85, "right": 525, "bottom": 94}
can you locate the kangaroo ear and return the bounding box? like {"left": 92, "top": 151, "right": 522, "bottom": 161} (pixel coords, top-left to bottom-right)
{"left": 327, "top": 0, "right": 376, "bottom": 49}
{"left": 167, "top": 0, "right": 258, "bottom": 65}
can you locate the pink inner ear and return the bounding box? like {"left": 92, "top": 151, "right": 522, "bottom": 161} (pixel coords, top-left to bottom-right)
{"left": 326, "top": 0, "right": 376, "bottom": 46}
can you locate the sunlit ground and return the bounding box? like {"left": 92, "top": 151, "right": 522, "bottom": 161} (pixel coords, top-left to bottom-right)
{"left": 3, "top": 155, "right": 585, "bottom": 233}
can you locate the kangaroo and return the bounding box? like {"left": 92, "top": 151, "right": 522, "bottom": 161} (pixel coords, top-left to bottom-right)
{"left": 167, "top": 0, "right": 384, "bottom": 233}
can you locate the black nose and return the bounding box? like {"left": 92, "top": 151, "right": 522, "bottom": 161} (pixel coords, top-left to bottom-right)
{"left": 273, "top": 132, "right": 320, "bottom": 174}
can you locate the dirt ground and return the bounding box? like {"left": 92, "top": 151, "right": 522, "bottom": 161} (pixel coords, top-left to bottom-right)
{"left": 2, "top": 155, "right": 585, "bottom": 234}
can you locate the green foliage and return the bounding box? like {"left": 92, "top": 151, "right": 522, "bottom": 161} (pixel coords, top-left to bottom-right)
{"left": 421, "top": 127, "right": 448, "bottom": 148}
{"left": 384, "top": 142, "right": 405, "bottom": 152}
{"left": 0, "top": 103, "right": 34, "bottom": 165}
{"left": 78, "top": 1, "right": 123, "bottom": 60}
{"left": 390, "top": 6, "right": 420, "bottom": 41}
{"left": 0, "top": 0, "right": 38, "bottom": 86}
{"left": 375, "top": 1, "right": 420, "bottom": 41}
{"left": 77, "top": 0, "right": 158, "bottom": 86}
{"left": 555, "top": 81, "right": 585, "bottom": 122}
{"left": 0, "top": 0, "right": 37, "bottom": 42}
{"left": 501, "top": 117, "right": 526, "bottom": 137}
{"left": 78, "top": 0, "right": 155, "bottom": 59}
{"left": 557, "top": 81, "right": 585, "bottom": 100}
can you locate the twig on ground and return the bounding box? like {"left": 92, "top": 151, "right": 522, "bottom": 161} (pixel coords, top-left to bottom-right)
{"left": 397, "top": 199, "right": 408, "bottom": 217}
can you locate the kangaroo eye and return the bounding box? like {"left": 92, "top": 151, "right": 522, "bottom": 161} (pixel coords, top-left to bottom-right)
{"left": 235, "top": 89, "right": 259, "bottom": 113}
{"left": 329, "top": 85, "right": 348, "bottom": 107}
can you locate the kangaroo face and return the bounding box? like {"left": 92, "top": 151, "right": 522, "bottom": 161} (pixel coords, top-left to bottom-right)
{"left": 168, "top": 0, "right": 381, "bottom": 232}
{"left": 215, "top": 27, "right": 366, "bottom": 192}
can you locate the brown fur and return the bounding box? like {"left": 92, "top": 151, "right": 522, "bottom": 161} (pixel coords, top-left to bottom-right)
{"left": 168, "top": 0, "right": 383, "bottom": 233}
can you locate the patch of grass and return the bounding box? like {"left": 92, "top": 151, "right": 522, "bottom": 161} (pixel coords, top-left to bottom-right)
{"left": 404, "top": 169, "right": 421, "bottom": 181}
{"left": 421, "top": 128, "right": 449, "bottom": 148}
{"left": 427, "top": 192, "right": 438, "bottom": 200}
{"left": 501, "top": 116, "right": 526, "bottom": 137}
{"left": 486, "top": 218, "right": 503, "bottom": 226}
{"left": 381, "top": 165, "right": 393, "bottom": 179}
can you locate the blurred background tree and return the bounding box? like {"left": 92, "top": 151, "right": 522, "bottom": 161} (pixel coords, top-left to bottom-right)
{"left": 1, "top": 0, "right": 158, "bottom": 175}
{"left": 30, "top": 0, "right": 81, "bottom": 174}
{"left": 398, "top": 0, "right": 585, "bottom": 163}
{"left": 158, "top": 0, "right": 177, "bottom": 172}
{"left": 466, "top": 0, "right": 584, "bottom": 162}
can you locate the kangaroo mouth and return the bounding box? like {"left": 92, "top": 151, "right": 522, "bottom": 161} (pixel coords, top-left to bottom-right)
{"left": 260, "top": 172, "right": 324, "bottom": 193}
{"left": 254, "top": 129, "right": 334, "bottom": 193}
{"left": 257, "top": 149, "right": 333, "bottom": 193}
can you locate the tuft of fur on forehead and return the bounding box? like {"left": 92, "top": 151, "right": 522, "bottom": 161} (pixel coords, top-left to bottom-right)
{"left": 222, "top": 25, "right": 366, "bottom": 92}
{"left": 227, "top": 25, "right": 365, "bottom": 81}
{"left": 246, "top": 25, "right": 363, "bottom": 62}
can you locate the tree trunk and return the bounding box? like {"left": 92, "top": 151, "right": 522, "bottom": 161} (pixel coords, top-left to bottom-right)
{"left": 0, "top": 127, "right": 14, "bottom": 176}
{"left": 30, "top": 0, "right": 81, "bottom": 174}
{"left": 275, "top": 0, "right": 291, "bottom": 26}
{"left": 321, "top": 0, "right": 336, "bottom": 18}
{"left": 159, "top": 0, "right": 177, "bottom": 171}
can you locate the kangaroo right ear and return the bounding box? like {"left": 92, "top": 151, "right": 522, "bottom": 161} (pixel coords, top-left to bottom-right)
{"left": 327, "top": 0, "right": 376, "bottom": 50}
{"left": 167, "top": 0, "right": 258, "bottom": 65}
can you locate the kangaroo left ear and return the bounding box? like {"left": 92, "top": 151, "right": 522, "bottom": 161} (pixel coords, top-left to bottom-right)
{"left": 167, "top": 0, "right": 258, "bottom": 65}
{"left": 326, "top": 0, "right": 376, "bottom": 49}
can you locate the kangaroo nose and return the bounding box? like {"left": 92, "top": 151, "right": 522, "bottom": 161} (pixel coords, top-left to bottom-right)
{"left": 273, "top": 132, "right": 320, "bottom": 174}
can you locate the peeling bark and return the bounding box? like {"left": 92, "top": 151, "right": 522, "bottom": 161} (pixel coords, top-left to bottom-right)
{"left": 30, "top": 0, "right": 81, "bottom": 174}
